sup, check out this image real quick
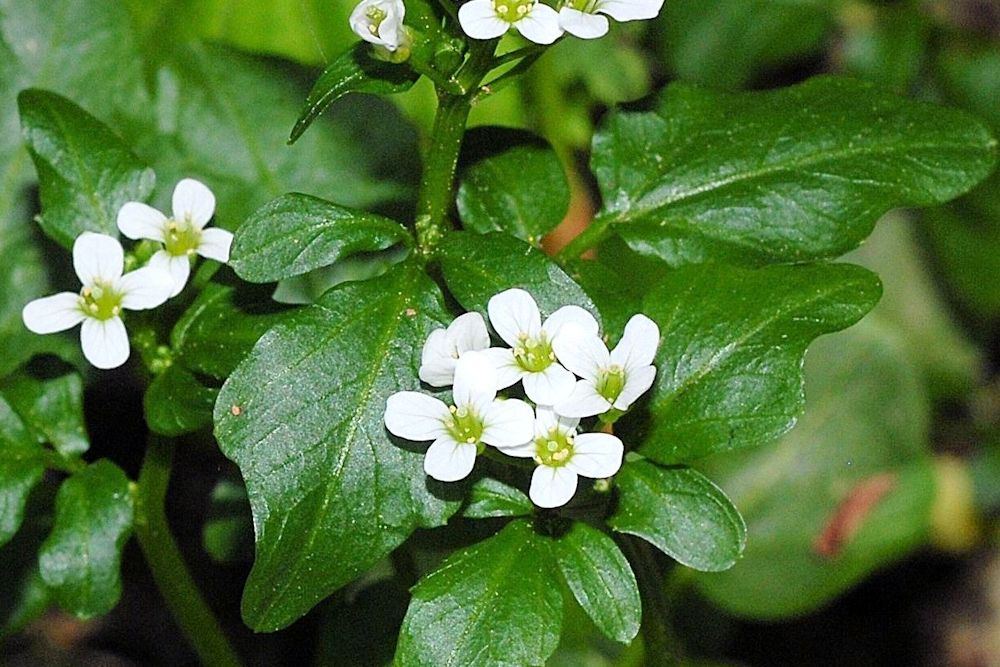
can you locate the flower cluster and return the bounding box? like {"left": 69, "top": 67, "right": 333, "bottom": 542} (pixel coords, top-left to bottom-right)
{"left": 384, "top": 288, "right": 660, "bottom": 508}
{"left": 22, "top": 179, "right": 233, "bottom": 370}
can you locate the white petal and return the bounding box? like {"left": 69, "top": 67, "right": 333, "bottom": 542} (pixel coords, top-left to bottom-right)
{"left": 148, "top": 250, "right": 191, "bottom": 298}
{"left": 551, "top": 325, "right": 609, "bottom": 381}
{"left": 542, "top": 304, "right": 599, "bottom": 340}
{"left": 350, "top": 0, "right": 406, "bottom": 49}
{"left": 534, "top": 405, "right": 579, "bottom": 438}
{"left": 80, "top": 317, "right": 130, "bottom": 369}
{"left": 118, "top": 265, "right": 175, "bottom": 309}
{"left": 488, "top": 288, "right": 541, "bottom": 347}
{"left": 555, "top": 380, "right": 612, "bottom": 418}
{"left": 116, "top": 202, "right": 167, "bottom": 242}
{"left": 558, "top": 7, "right": 609, "bottom": 38}
{"left": 22, "top": 293, "right": 85, "bottom": 334}
{"left": 453, "top": 351, "right": 497, "bottom": 415}
{"left": 458, "top": 0, "right": 510, "bottom": 39}
{"left": 424, "top": 436, "right": 477, "bottom": 482}
{"left": 449, "top": 311, "right": 490, "bottom": 354}
{"left": 377, "top": 1, "right": 407, "bottom": 50}
{"left": 74, "top": 232, "right": 124, "bottom": 285}
{"left": 384, "top": 391, "right": 450, "bottom": 441}
{"left": 481, "top": 347, "right": 524, "bottom": 390}
{"left": 597, "top": 0, "right": 664, "bottom": 22}
{"left": 515, "top": 3, "right": 563, "bottom": 44}
{"left": 481, "top": 398, "right": 534, "bottom": 448}
{"left": 614, "top": 364, "right": 656, "bottom": 411}
{"left": 567, "top": 433, "right": 623, "bottom": 479}
{"left": 610, "top": 313, "right": 660, "bottom": 370}
{"left": 419, "top": 329, "right": 456, "bottom": 387}
{"left": 499, "top": 440, "right": 536, "bottom": 458}
{"left": 530, "top": 465, "right": 578, "bottom": 508}
{"left": 197, "top": 227, "right": 233, "bottom": 263}
{"left": 172, "top": 178, "right": 216, "bottom": 229}
{"left": 522, "top": 363, "right": 576, "bottom": 405}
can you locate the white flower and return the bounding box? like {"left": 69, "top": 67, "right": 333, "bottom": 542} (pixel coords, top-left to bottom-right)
{"left": 21, "top": 233, "right": 174, "bottom": 370}
{"left": 558, "top": 0, "right": 664, "bottom": 39}
{"left": 553, "top": 313, "right": 659, "bottom": 418}
{"left": 419, "top": 312, "right": 490, "bottom": 387}
{"left": 459, "top": 0, "right": 563, "bottom": 45}
{"left": 117, "top": 178, "right": 232, "bottom": 297}
{"left": 483, "top": 288, "right": 598, "bottom": 405}
{"left": 385, "top": 352, "right": 534, "bottom": 482}
{"left": 350, "top": 0, "right": 407, "bottom": 51}
{"left": 500, "top": 406, "right": 623, "bottom": 508}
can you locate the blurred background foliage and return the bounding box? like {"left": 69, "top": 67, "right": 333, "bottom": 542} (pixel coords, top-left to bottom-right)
{"left": 2, "top": 0, "right": 1000, "bottom": 664}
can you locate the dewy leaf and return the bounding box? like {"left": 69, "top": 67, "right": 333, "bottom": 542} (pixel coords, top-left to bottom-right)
{"left": 456, "top": 130, "right": 570, "bottom": 245}
{"left": 609, "top": 460, "right": 746, "bottom": 572}
{"left": 0, "top": 395, "right": 44, "bottom": 547}
{"left": 1, "top": 367, "right": 89, "bottom": 457}
{"left": 38, "top": 460, "right": 134, "bottom": 619}
{"left": 290, "top": 42, "right": 419, "bottom": 144}
{"left": 463, "top": 477, "right": 533, "bottom": 519}
{"left": 396, "top": 520, "right": 563, "bottom": 667}
{"left": 231, "top": 192, "right": 411, "bottom": 283}
{"left": 639, "top": 262, "right": 881, "bottom": 462}
{"left": 214, "top": 261, "right": 458, "bottom": 631}
{"left": 587, "top": 75, "right": 997, "bottom": 266}
{"left": 549, "top": 522, "right": 640, "bottom": 644}
{"left": 439, "top": 231, "right": 599, "bottom": 322}
{"left": 144, "top": 365, "right": 217, "bottom": 437}
{"left": 17, "top": 89, "right": 155, "bottom": 248}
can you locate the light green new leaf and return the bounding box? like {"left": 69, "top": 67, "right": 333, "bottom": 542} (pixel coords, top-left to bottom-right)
{"left": 463, "top": 477, "right": 533, "bottom": 519}
{"left": 609, "top": 461, "right": 746, "bottom": 572}
{"left": 586, "top": 76, "right": 997, "bottom": 266}
{"left": 396, "top": 520, "right": 562, "bottom": 667}
{"left": 17, "top": 89, "right": 155, "bottom": 248}
{"left": 214, "top": 262, "right": 458, "bottom": 631}
{"left": 1, "top": 368, "right": 89, "bottom": 457}
{"left": 231, "top": 193, "right": 410, "bottom": 283}
{"left": 639, "top": 262, "right": 881, "bottom": 463}
{"left": 144, "top": 365, "right": 217, "bottom": 437}
{"left": 38, "top": 460, "right": 134, "bottom": 619}
{"left": 0, "top": 395, "right": 44, "bottom": 547}
{"left": 549, "top": 522, "right": 640, "bottom": 644}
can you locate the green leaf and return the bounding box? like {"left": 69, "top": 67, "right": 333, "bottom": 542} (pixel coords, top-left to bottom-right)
{"left": 230, "top": 192, "right": 410, "bottom": 283}
{"left": 587, "top": 76, "right": 997, "bottom": 266}
{"left": 463, "top": 477, "right": 533, "bottom": 519}
{"left": 439, "top": 231, "right": 599, "bottom": 321}
{"left": 609, "top": 461, "right": 746, "bottom": 572}
{"left": 457, "top": 131, "right": 570, "bottom": 244}
{"left": 693, "top": 321, "right": 934, "bottom": 618}
{"left": 548, "top": 522, "right": 640, "bottom": 644}
{"left": 1, "top": 366, "right": 89, "bottom": 457}
{"left": 290, "top": 43, "right": 419, "bottom": 144}
{"left": 839, "top": 4, "right": 928, "bottom": 92}
{"left": 17, "top": 88, "right": 155, "bottom": 248}
{"left": 1, "top": 482, "right": 55, "bottom": 639}
{"left": 38, "top": 460, "right": 134, "bottom": 618}
{"left": 640, "top": 262, "right": 881, "bottom": 462}
{"left": 214, "top": 261, "right": 457, "bottom": 631}
{"left": 202, "top": 478, "right": 253, "bottom": 564}
{"left": 0, "top": 396, "right": 44, "bottom": 547}
{"left": 144, "top": 365, "right": 217, "bottom": 437}
{"left": 396, "top": 520, "right": 563, "bottom": 667}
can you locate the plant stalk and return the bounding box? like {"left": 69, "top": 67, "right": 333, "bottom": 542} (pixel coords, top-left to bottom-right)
{"left": 618, "top": 535, "right": 681, "bottom": 666}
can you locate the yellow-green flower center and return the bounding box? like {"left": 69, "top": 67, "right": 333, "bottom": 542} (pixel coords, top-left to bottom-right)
{"left": 595, "top": 364, "right": 625, "bottom": 402}
{"left": 80, "top": 281, "right": 123, "bottom": 321}
{"left": 513, "top": 332, "right": 555, "bottom": 373}
{"left": 494, "top": 0, "right": 534, "bottom": 22}
{"left": 534, "top": 427, "right": 574, "bottom": 468}
{"left": 365, "top": 6, "right": 387, "bottom": 35}
{"left": 163, "top": 219, "right": 201, "bottom": 257}
{"left": 446, "top": 405, "right": 484, "bottom": 445}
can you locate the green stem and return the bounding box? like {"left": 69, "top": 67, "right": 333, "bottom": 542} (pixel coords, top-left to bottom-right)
{"left": 134, "top": 436, "right": 243, "bottom": 667}
{"left": 617, "top": 535, "right": 681, "bottom": 666}
{"left": 555, "top": 213, "right": 613, "bottom": 262}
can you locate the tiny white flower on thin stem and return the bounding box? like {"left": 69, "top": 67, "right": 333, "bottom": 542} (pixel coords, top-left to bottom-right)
{"left": 558, "top": 0, "right": 664, "bottom": 39}
{"left": 459, "top": 0, "right": 563, "bottom": 45}
{"left": 385, "top": 352, "right": 534, "bottom": 482}
{"left": 117, "top": 178, "right": 232, "bottom": 297}
{"left": 21, "top": 233, "right": 174, "bottom": 370}
{"left": 419, "top": 312, "right": 490, "bottom": 387}
{"left": 484, "top": 288, "right": 598, "bottom": 405}
{"left": 350, "top": 0, "right": 407, "bottom": 51}
{"left": 553, "top": 313, "right": 660, "bottom": 418}
{"left": 500, "top": 406, "right": 623, "bottom": 508}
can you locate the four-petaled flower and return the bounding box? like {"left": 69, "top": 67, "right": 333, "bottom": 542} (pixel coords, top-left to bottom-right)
{"left": 385, "top": 352, "right": 534, "bottom": 482}
{"left": 419, "top": 312, "right": 490, "bottom": 387}
{"left": 553, "top": 313, "right": 660, "bottom": 418}
{"left": 117, "top": 178, "right": 233, "bottom": 297}
{"left": 459, "top": 0, "right": 563, "bottom": 45}
{"left": 484, "top": 288, "right": 599, "bottom": 405}
{"left": 21, "top": 233, "right": 174, "bottom": 370}
{"left": 350, "top": 0, "right": 408, "bottom": 51}
{"left": 500, "top": 406, "right": 623, "bottom": 508}
{"left": 558, "top": 0, "right": 665, "bottom": 39}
